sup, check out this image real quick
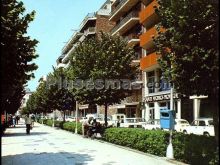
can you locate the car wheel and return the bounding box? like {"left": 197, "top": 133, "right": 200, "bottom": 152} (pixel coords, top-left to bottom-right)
{"left": 183, "top": 130, "right": 187, "bottom": 134}
{"left": 204, "top": 132, "right": 210, "bottom": 137}
{"left": 152, "top": 128, "right": 155, "bottom": 130}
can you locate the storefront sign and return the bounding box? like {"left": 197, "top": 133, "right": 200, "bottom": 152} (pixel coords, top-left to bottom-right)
{"left": 144, "top": 93, "right": 179, "bottom": 103}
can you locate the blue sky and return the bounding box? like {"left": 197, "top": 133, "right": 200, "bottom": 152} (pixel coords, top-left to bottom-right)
{"left": 22, "top": 0, "right": 106, "bottom": 91}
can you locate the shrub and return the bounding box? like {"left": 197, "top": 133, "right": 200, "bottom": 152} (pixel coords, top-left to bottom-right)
{"left": 103, "top": 128, "right": 218, "bottom": 164}
{"left": 62, "top": 122, "right": 82, "bottom": 134}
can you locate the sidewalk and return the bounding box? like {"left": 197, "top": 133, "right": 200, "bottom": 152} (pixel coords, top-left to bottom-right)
{"left": 2, "top": 119, "right": 187, "bottom": 165}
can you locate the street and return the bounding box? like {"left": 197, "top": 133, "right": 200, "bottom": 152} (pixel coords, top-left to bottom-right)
{"left": 2, "top": 120, "right": 185, "bottom": 165}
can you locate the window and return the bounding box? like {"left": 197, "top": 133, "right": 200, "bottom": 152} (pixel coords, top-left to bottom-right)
{"left": 147, "top": 71, "right": 155, "bottom": 93}
{"left": 199, "top": 121, "right": 206, "bottom": 126}
{"left": 208, "top": 120, "right": 214, "bottom": 126}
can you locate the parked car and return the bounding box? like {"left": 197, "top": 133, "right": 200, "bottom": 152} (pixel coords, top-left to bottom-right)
{"left": 65, "top": 116, "right": 76, "bottom": 122}
{"left": 79, "top": 117, "right": 87, "bottom": 123}
{"left": 183, "top": 118, "right": 214, "bottom": 136}
{"left": 120, "top": 118, "right": 144, "bottom": 128}
{"left": 142, "top": 119, "right": 160, "bottom": 130}
{"left": 174, "top": 119, "right": 190, "bottom": 132}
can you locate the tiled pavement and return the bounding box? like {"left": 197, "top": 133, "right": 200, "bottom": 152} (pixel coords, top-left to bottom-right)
{"left": 2, "top": 119, "right": 187, "bottom": 165}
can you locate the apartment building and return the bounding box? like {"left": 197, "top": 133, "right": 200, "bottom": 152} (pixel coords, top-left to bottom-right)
{"left": 139, "top": 0, "right": 212, "bottom": 122}
{"left": 56, "top": 0, "right": 115, "bottom": 117}
{"left": 107, "top": 0, "right": 143, "bottom": 118}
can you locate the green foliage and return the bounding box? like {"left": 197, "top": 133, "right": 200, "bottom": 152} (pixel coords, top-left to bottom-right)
{"left": 103, "top": 128, "right": 218, "bottom": 164}
{"left": 68, "top": 32, "right": 137, "bottom": 104}
{"left": 154, "top": 0, "right": 219, "bottom": 146}
{"left": 62, "top": 121, "right": 82, "bottom": 134}
{"left": 154, "top": 0, "right": 218, "bottom": 97}
{"left": 1, "top": 0, "right": 39, "bottom": 114}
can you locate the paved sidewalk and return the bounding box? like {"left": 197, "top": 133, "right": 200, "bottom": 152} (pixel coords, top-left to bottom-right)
{"left": 2, "top": 119, "right": 186, "bottom": 165}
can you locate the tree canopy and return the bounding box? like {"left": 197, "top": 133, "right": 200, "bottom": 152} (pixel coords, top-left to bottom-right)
{"left": 67, "top": 32, "right": 138, "bottom": 125}
{"left": 1, "top": 0, "right": 39, "bottom": 114}
{"left": 154, "top": 0, "right": 219, "bottom": 146}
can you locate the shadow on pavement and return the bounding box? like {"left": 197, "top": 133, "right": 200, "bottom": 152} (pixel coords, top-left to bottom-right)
{"left": 2, "top": 152, "right": 94, "bottom": 165}
{"left": 3, "top": 132, "right": 49, "bottom": 137}
{"left": 6, "top": 125, "right": 39, "bottom": 129}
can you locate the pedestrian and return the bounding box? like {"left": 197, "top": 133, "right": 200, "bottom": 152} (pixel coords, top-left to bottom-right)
{"left": 31, "top": 115, "right": 35, "bottom": 127}
{"left": 82, "top": 117, "right": 93, "bottom": 138}
{"left": 25, "top": 114, "right": 32, "bottom": 134}
{"left": 16, "top": 115, "right": 20, "bottom": 125}
{"left": 12, "top": 115, "right": 16, "bottom": 127}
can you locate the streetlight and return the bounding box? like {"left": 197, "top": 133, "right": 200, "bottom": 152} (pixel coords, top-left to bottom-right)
{"left": 75, "top": 101, "right": 78, "bottom": 134}
{"left": 166, "top": 83, "right": 174, "bottom": 159}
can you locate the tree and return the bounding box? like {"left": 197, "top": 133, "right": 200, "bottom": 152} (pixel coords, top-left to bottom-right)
{"left": 154, "top": 0, "right": 218, "bottom": 146}
{"left": 1, "top": 0, "right": 39, "bottom": 114}
{"left": 67, "top": 32, "right": 138, "bottom": 126}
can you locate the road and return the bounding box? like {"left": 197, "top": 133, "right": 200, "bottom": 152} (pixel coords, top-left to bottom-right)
{"left": 2, "top": 119, "right": 186, "bottom": 165}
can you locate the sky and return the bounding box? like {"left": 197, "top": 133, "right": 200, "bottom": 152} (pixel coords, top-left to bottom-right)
{"left": 22, "top": 0, "right": 107, "bottom": 91}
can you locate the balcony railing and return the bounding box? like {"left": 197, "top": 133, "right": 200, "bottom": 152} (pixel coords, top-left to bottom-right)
{"left": 110, "top": 0, "right": 127, "bottom": 17}
{"left": 79, "top": 12, "right": 96, "bottom": 31}
{"left": 84, "top": 27, "right": 96, "bottom": 36}
{"left": 111, "top": 11, "right": 139, "bottom": 35}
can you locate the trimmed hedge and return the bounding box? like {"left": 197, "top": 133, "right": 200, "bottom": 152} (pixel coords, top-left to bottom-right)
{"left": 37, "top": 119, "right": 82, "bottom": 134}
{"left": 63, "top": 122, "right": 82, "bottom": 135}
{"left": 103, "top": 128, "right": 218, "bottom": 165}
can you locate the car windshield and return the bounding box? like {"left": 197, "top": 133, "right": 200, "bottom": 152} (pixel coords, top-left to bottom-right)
{"left": 180, "top": 120, "right": 189, "bottom": 124}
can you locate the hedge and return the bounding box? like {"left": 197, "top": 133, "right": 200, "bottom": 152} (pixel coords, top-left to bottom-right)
{"left": 37, "top": 119, "right": 82, "bottom": 134}
{"left": 103, "top": 128, "right": 218, "bottom": 165}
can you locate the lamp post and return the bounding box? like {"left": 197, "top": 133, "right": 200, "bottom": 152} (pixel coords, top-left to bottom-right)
{"left": 166, "top": 82, "right": 174, "bottom": 159}
{"left": 52, "top": 110, "right": 55, "bottom": 127}
{"left": 75, "top": 101, "right": 78, "bottom": 134}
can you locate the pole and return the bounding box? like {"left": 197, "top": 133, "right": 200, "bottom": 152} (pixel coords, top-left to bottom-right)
{"left": 52, "top": 110, "right": 55, "bottom": 127}
{"left": 166, "top": 84, "right": 174, "bottom": 159}
{"left": 41, "top": 112, "right": 43, "bottom": 124}
{"left": 75, "top": 101, "right": 78, "bottom": 134}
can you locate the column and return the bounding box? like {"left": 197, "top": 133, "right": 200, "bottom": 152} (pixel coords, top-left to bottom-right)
{"left": 193, "top": 99, "right": 200, "bottom": 120}
{"left": 144, "top": 103, "right": 150, "bottom": 121}
{"left": 177, "top": 100, "right": 181, "bottom": 119}
{"left": 154, "top": 102, "right": 160, "bottom": 119}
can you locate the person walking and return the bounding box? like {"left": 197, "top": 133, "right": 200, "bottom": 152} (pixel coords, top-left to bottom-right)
{"left": 25, "top": 114, "right": 32, "bottom": 134}
{"left": 12, "top": 115, "right": 16, "bottom": 127}
{"left": 16, "top": 115, "right": 20, "bottom": 125}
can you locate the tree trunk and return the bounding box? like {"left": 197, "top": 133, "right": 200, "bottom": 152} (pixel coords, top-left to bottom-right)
{"left": 63, "top": 110, "right": 66, "bottom": 122}
{"left": 104, "top": 103, "right": 108, "bottom": 127}
{"left": 210, "top": 96, "right": 219, "bottom": 151}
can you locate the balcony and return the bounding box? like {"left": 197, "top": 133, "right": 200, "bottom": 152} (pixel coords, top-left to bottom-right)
{"left": 131, "top": 52, "right": 141, "bottom": 65}
{"left": 109, "top": 0, "right": 139, "bottom": 21}
{"left": 139, "top": 0, "right": 159, "bottom": 28}
{"left": 79, "top": 12, "right": 96, "bottom": 32}
{"left": 139, "top": 26, "right": 165, "bottom": 50}
{"left": 79, "top": 27, "right": 96, "bottom": 42}
{"left": 140, "top": 52, "right": 159, "bottom": 71}
{"left": 62, "top": 43, "right": 79, "bottom": 64}
{"left": 61, "top": 32, "right": 83, "bottom": 55}
{"left": 111, "top": 11, "right": 140, "bottom": 36}
{"left": 84, "top": 27, "right": 96, "bottom": 36}
{"left": 125, "top": 33, "right": 140, "bottom": 47}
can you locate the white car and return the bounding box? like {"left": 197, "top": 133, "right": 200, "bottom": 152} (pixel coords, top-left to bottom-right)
{"left": 174, "top": 119, "right": 190, "bottom": 132}
{"left": 65, "top": 116, "right": 76, "bottom": 122}
{"left": 79, "top": 117, "right": 87, "bottom": 123}
{"left": 120, "top": 118, "right": 143, "bottom": 128}
{"left": 142, "top": 119, "right": 160, "bottom": 130}
{"left": 183, "top": 118, "right": 214, "bottom": 136}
